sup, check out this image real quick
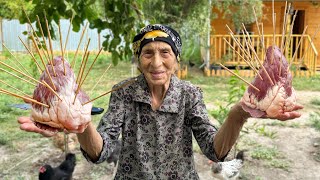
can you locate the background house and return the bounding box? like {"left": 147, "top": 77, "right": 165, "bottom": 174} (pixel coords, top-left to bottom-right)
{"left": 210, "top": 1, "right": 320, "bottom": 75}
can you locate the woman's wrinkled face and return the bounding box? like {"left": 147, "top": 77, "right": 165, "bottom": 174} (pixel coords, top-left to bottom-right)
{"left": 138, "top": 41, "right": 178, "bottom": 87}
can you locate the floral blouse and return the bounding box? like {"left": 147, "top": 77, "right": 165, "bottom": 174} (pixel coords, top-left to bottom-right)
{"left": 82, "top": 74, "right": 220, "bottom": 179}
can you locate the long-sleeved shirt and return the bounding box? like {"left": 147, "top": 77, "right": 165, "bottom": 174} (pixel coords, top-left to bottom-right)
{"left": 82, "top": 74, "right": 220, "bottom": 179}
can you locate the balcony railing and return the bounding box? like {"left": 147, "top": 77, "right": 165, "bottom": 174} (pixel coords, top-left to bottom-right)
{"left": 210, "top": 34, "right": 318, "bottom": 76}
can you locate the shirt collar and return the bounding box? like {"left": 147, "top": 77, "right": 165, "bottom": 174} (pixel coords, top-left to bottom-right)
{"left": 133, "top": 74, "right": 181, "bottom": 113}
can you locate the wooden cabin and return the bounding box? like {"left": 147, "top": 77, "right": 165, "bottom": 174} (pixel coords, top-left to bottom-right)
{"left": 210, "top": 1, "right": 320, "bottom": 77}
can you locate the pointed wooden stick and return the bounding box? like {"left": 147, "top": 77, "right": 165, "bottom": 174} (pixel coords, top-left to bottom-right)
{"left": 76, "top": 39, "right": 91, "bottom": 84}
{"left": 78, "top": 47, "right": 103, "bottom": 89}
{"left": 90, "top": 64, "right": 112, "bottom": 95}
{"left": 1, "top": 43, "right": 33, "bottom": 77}
{"left": 83, "top": 78, "right": 138, "bottom": 106}
{"left": 30, "top": 34, "right": 57, "bottom": 91}
{"left": 252, "top": 6, "right": 264, "bottom": 50}
{"left": 223, "top": 38, "right": 263, "bottom": 80}
{"left": 44, "top": 11, "right": 54, "bottom": 62}
{"left": 219, "top": 63, "right": 260, "bottom": 92}
{"left": 0, "top": 67, "right": 37, "bottom": 86}
{"left": 36, "top": 15, "right": 52, "bottom": 66}
{"left": 288, "top": 25, "right": 308, "bottom": 70}
{"left": 225, "top": 25, "right": 253, "bottom": 64}
{"left": 41, "top": 80, "right": 62, "bottom": 101}
{"left": 241, "top": 28, "right": 274, "bottom": 86}
{"left": 0, "top": 88, "right": 49, "bottom": 108}
{"left": 279, "top": 1, "right": 289, "bottom": 76}
{"left": 18, "top": 36, "right": 43, "bottom": 74}
{"left": 71, "top": 22, "right": 89, "bottom": 68}
{"left": 23, "top": 9, "right": 49, "bottom": 64}
{"left": 58, "top": 20, "right": 66, "bottom": 75}
{"left": 0, "top": 60, "right": 45, "bottom": 87}
{"left": 0, "top": 79, "right": 33, "bottom": 98}
{"left": 73, "top": 51, "right": 90, "bottom": 104}
{"left": 299, "top": 24, "right": 320, "bottom": 67}
{"left": 64, "top": 15, "right": 74, "bottom": 53}
{"left": 282, "top": 10, "right": 298, "bottom": 55}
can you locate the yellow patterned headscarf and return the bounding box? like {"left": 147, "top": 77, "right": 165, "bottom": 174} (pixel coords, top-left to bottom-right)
{"left": 132, "top": 24, "right": 182, "bottom": 61}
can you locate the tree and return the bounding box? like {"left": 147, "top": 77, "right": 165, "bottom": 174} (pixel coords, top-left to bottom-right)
{"left": 0, "top": 0, "right": 33, "bottom": 19}
{"left": 212, "top": 0, "right": 263, "bottom": 33}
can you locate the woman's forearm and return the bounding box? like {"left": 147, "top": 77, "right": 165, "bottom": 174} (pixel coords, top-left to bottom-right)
{"left": 213, "top": 103, "right": 250, "bottom": 159}
{"left": 77, "top": 122, "right": 103, "bottom": 162}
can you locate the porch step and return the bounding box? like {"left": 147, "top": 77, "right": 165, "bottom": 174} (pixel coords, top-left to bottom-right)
{"left": 316, "top": 66, "right": 320, "bottom": 71}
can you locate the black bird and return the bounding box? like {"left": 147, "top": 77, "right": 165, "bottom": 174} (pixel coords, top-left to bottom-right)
{"left": 39, "top": 153, "right": 76, "bottom": 180}
{"left": 106, "top": 140, "right": 122, "bottom": 166}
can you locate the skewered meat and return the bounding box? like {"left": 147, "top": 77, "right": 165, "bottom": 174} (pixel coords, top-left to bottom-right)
{"left": 31, "top": 56, "right": 92, "bottom": 133}
{"left": 241, "top": 46, "right": 296, "bottom": 118}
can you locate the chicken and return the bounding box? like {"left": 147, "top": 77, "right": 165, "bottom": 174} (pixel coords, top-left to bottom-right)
{"left": 39, "top": 153, "right": 76, "bottom": 180}
{"left": 211, "top": 151, "right": 244, "bottom": 180}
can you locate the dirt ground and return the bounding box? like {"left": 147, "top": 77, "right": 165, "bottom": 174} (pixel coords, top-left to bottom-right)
{"left": 0, "top": 90, "right": 320, "bottom": 179}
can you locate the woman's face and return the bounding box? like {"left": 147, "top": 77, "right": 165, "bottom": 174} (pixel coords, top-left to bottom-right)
{"left": 138, "top": 41, "right": 178, "bottom": 87}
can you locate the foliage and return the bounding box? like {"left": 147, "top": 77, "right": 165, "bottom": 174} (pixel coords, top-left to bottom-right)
{"left": 0, "top": 0, "right": 33, "bottom": 19}
{"left": 19, "top": 0, "right": 144, "bottom": 65}
{"left": 17, "top": 0, "right": 212, "bottom": 65}
{"left": 212, "top": 0, "right": 263, "bottom": 32}
{"left": 309, "top": 112, "right": 320, "bottom": 132}
{"left": 210, "top": 72, "right": 246, "bottom": 125}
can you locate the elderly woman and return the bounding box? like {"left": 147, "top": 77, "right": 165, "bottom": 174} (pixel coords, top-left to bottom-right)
{"left": 18, "top": 24, "right": 302, "bottom": 179}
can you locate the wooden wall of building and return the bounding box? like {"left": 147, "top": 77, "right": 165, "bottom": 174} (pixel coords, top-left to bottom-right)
{"left": 211, "top": 1, "right": 320, "bottom": 68}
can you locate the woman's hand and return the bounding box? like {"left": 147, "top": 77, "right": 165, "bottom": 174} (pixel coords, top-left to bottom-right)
{"left": 263, "top": 104, "right": 303, "bottom": 121}
{"left": 18, "top": 116, "right": 58, "bottom": 137}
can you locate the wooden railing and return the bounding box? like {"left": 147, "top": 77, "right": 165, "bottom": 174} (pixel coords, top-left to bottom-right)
{"left": 210, "top": 34, "right": 318, "bottom": 76}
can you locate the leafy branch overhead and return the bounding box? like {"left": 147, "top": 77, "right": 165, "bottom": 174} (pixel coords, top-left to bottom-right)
{"left": 14, "top": 0, "right": 262, "bottom": 65}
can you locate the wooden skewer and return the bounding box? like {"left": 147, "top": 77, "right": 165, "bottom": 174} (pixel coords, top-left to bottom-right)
{"left": 36, "top": 15, "right": 54, "bottom": 68}
{"left": 219, "top": 63, "right": 260, "bottom": 92}
{"left": 35, "top": 15, "right": 51, "bottom": 64}
{"left": 288, "top": 25, "right": 308, "bottom": 70}
{"left": 279, "top": 1, "right": 289, "bottom": 76}
{"left": 298, "top": 24, "right": 320, "bottom": 67}
{"left": 1, "top": 43, "right": 33, "bottom": 77}
{"left": 41, "top": 80, "right": 62, "bottom": 101}
{"left": 23, "top": 9, "right": 50, "bottom": 65}
{"left": 252, "top": 6, "right": 264, "bottom": 50}
{"left": 0, "top": 67, "right": 37, "bottom": 86}
{"left": 223, "top": 38, "right": 263, "bottom": 80}
{"left": 282, "top": 10, "right": 298, "bottom": 55}
{"left": 76, "top": 39, "right": 91, "bottom": 84}
{"left": 0, "top": 79, "right": 33, "bottom": 98}
{"left": 71, "top": 22, "right": 89, "bottom": 68}
{"left": 73, "top": 51, "right": 90, "bottom": 104}
{"left": 44, "top": 11, "right": 54, "bottom": 62}
{"left": 64, "top": 15, "right": 74, "bottom": 53}
{"left": 271, "top": 13, "right": 276, "bottom": 64}
{"left": 18, "top": 36, "right": 43, "bottom": 74}
{"left": 83, "top": 78, "right": 138, "bottom": 106}
{"left": 241, "top": 28, "right": 274, "bottom": 86}
{"left": 225, "top": 25, "right": 253, "bottom": 65}
{"left": 78, "top": 47, "right": 103, "bottom": 89}
{"left": 0, "top": 60, "right": 45, "bottom": 87}
{"left": 58, "top": 20, "right": 66, "bottom": 75}
{"left": 90, "top": 64, "right": 112, "bottom": 94}
{"left": 0, "top": 88, "right": 49, "bottom": 108}
{"left": 30, "top": 34, "right": 57, "bottom": 91}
